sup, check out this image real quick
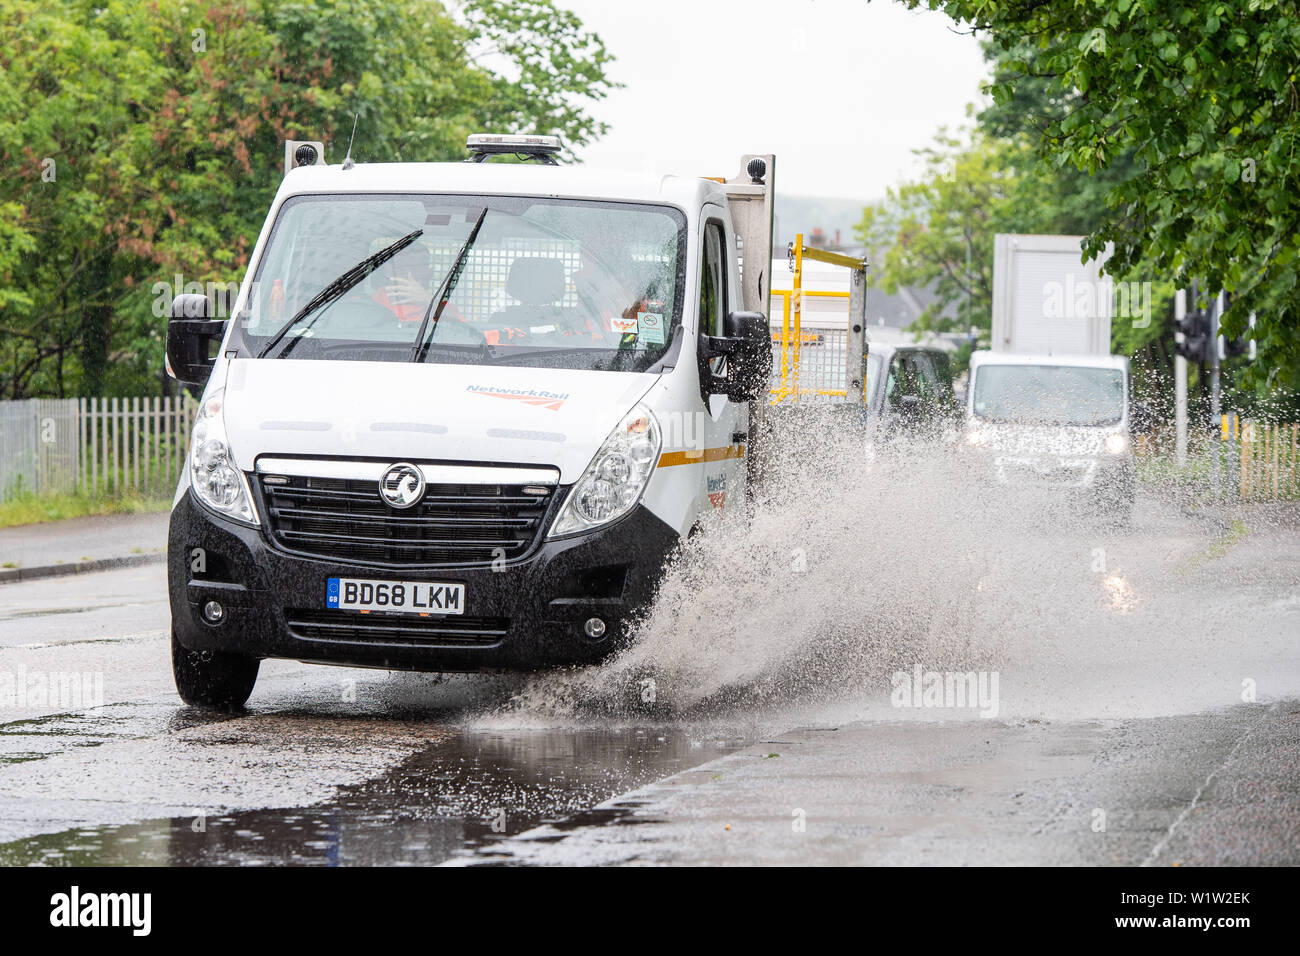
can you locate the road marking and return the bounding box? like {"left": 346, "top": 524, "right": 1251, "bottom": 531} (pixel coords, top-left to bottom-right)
{"left": 1141, "top": 701, "right": 1277, "bottom": 866}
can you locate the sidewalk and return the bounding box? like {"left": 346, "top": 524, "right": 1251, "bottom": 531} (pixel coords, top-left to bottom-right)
{"left": 0, "top": 511, "right": 170, "bottom": 584}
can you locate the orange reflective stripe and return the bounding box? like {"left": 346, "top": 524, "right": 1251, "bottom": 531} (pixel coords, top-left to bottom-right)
{"left": 656, "top": 444, "right": 746, "bottom": 468}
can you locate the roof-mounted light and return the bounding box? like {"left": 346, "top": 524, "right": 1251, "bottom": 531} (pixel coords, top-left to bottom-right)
{"left": 283, "top": 139, "right": 325, "bottom": 176}
{"left": 466, "top": 133, "right": 562, "bottom": 165}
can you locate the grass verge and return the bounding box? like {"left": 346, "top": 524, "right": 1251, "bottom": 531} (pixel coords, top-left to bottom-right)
{"left": 0, "top": 492, "right": 170, "bottom": 530}
{"left": 1176, "top": 518, "right": 1251, "bottom": 575}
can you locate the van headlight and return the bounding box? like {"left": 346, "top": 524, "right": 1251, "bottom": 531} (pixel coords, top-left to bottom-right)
{"left": 549, "top": 404, "right": 660, "bottom": 537}
{"left": 189, "top": 388, "right": 259, "bottom": 525}
{"left": 1104, "top": 433, "right": 1129, "bottom": 455}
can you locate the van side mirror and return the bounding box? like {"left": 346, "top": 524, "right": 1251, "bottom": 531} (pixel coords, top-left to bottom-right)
{"left": 166, "top": 294, "right": 226, "bottom": 388}
{"left": 699, "top": 310, "right": 772, "bottom": 403}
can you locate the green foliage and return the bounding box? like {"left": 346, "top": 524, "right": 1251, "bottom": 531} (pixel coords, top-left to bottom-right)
{"left": 0, "top": 0, "right": 615, "bottom": 398}
{"left": 856, "top": 123, "right": 1145, "bottom": 338}
{"left": 857, "top": 130, "right": 1031, "bottom": 337}
{"left": 909, "top": 0, "right": 1300, "bottom": 393}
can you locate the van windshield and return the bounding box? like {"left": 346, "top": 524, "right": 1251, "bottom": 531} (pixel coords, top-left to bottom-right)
{"left": 231, "top": 193, "right": 686, "bottom": 372}
{"left": 972, "top": 364, "right": 1124, "bottom": 426}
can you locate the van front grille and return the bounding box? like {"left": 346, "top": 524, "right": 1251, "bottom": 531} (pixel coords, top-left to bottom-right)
{"left": 258, "top": 470, "right": 555, "bottom": 567}
{"left": 286, "top": 609, "right": 508, "bottom": 647}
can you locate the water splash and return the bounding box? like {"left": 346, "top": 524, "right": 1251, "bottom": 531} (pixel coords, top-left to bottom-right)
{"left": 483, "top": 414, "right": 1300, "bottom": 728}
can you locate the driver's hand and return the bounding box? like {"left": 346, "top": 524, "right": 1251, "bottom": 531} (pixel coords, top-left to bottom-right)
{"left": 385, "top": 274, "right": 427, "bottom": 307}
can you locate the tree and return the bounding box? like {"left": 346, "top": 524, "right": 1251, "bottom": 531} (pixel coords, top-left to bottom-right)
{"left": 857, "top": 38, "right": 1152, "bottom": 344}
{"left": 0, "top": 0, "right": 616, "bottom": 398}
{"left": 856, "top": 130, "right": 1028, "bottom": 339}
{"left": 981, "top": 35, "right": 1183, "bottom": 411}
{"left": 912, "top": 0, "right": 1300, "bottom": 392}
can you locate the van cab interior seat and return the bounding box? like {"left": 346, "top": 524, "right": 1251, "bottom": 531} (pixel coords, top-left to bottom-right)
{"left": 489, "top": 256, "right": 579, "bottom": 333}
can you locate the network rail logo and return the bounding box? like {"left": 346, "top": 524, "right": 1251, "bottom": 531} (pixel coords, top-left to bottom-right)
{"left": 465, "top": 384, "right": 570, "bottom": 411}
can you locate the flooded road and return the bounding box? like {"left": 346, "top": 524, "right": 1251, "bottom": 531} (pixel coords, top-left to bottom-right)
{"left": 1, "top": 476, "right": 1298, "bottom": 865}
{"left": 0, "top": 565, "right": 752, "bottom": 863}
{"left": 0, "top": 723, "right": 745, "bottom": 865}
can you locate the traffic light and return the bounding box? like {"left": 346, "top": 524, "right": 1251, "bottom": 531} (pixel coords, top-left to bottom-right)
{"left": 1175, "top": 307, "right": 1213, "bottom": 362}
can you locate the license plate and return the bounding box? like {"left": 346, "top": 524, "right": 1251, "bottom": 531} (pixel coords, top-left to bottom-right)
{"left": 326, "top": 577, "right": 465, "bottom": 616}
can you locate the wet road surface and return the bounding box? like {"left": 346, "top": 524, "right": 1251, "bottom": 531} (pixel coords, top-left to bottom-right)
{"left": 461, "top": 704, "right": 1300, "bottom": 866}
{"left": 0, "top": 565, "right": 752, "bottom": 864}
{"left": 0, "top": 495, "right": 1297, "bottom": 865}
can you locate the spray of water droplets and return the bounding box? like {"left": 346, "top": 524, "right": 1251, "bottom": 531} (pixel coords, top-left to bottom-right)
{"left": 480, "top": 412, "right": 1300, "bottom": 728}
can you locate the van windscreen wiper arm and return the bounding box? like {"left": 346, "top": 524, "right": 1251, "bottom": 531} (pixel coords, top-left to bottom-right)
{"left": 256, "top": 229, "right": 424, "bottom": 359}
{"left": 411, "top": 208, "right": 488, "bottom": 362}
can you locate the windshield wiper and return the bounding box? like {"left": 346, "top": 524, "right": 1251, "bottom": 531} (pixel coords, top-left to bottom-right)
{"left": 256, "top": 229, "right": 423, "bottom": 359}
{"left": 411, "top": 208, "right": 489, "bottom": 363}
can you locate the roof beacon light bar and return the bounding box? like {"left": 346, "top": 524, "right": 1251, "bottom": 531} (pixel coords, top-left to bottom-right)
{"left": 466, "top": 133, "right": 562, "bottom": 165}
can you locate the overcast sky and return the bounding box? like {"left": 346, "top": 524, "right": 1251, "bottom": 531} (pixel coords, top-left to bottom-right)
{"left": 557, "top": 0, "right": 989, "bottom": 203}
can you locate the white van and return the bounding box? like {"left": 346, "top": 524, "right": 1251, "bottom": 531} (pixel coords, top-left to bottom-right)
{"left": 164, "top": 136, "right": 774, "bottom": 707}
{"left": 961, "top": 351, "right": 1136, "bottom": 517}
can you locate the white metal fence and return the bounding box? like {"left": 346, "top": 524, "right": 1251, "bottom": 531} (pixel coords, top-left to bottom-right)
{"left": 0, "top": 396, "right": 195, "bottom": 502}
{"left": 0, "top": 399, "right": 80, "bottom": 500}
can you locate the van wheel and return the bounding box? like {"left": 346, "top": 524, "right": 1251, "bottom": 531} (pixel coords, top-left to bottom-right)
{"left": 171, "top": 630, "right": 259, "bottom": 710}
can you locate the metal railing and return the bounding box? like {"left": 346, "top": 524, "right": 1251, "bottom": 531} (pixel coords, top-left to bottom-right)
{"left": 770, "top": 289, "right": 851, "bottom": 403}
{"left": 0, "top": 396, "right": 195, "bottom": 502}
{"left": 0, "top": 399, "right": 80, "bottom": 500}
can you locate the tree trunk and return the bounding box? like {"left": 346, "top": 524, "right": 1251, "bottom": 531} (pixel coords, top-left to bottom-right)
{"left": 78, "top": 253, "right": 113, "bottom": 396}
{"left": 79, "top": 303, "right": 110, "bottom": 396}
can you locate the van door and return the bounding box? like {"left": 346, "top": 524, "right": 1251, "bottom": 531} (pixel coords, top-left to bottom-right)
{"left": 883, "top": 352, "right": 914, "bottom": 410}
{"left": 697, "top": 210, "right": 745, "bottom": 516}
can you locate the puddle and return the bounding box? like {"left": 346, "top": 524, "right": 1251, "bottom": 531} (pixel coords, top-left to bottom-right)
{"left": 0, "top": 727, "right": 746, "bottom": 865}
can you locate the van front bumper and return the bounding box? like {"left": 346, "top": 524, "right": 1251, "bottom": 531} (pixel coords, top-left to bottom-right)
{"left": 983, "top": 453, "right": 1136, "bottom": 510}
{"left": 168, "top": 490, "right": 679, "bottom": 672}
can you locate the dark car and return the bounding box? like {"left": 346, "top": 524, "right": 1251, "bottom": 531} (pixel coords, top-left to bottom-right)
{"left": 863, "top": 343, "right": 961, "bottom": 444}
{"left": 764, "top": 339, "right": 960, "bottom": 464}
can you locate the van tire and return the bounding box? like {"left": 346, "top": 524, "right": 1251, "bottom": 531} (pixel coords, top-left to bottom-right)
{"left": 171, "top": 629, "right": 259, "bottom": 710}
